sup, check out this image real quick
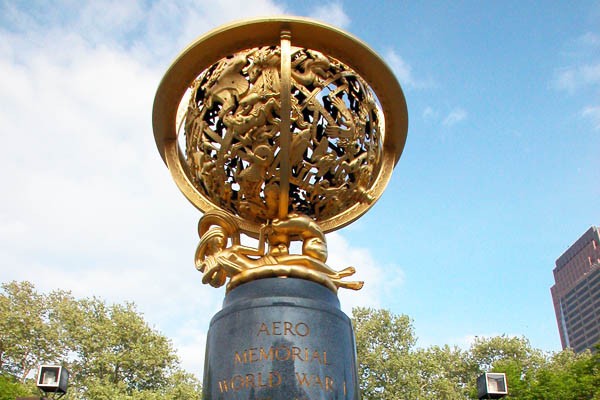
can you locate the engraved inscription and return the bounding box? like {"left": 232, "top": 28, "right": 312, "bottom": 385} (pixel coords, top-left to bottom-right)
{"left": 234, "top": 346, "right": 328, "bottom": 365}
{"left": 257, "top": 321, "right": 310, "bottom": 337}
{"left": 296, "top": 373, "right": 335, "bottom": 392}
{"left": 218, "top": 371, "right": 282, "bottom": 392}
{"left": 217, "top": 320, "right": 344, "bottom": 397}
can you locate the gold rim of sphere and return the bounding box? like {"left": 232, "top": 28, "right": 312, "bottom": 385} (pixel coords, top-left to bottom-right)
{"left": 152, "top": 16, "right": 408, "bottom": 235}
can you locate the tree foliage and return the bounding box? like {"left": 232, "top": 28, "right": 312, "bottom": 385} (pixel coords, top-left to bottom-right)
{"left": 353, "top": 307, "right": 472, "bottom": 399}
{"left": 0, "top": 281, "right": 201, "bottom": 399}
{"left": 353, "top": 307, "right": 419, "bottom": 399}
{"left": 353, "top": 307, "right": 599, "bottom": 400}
{"left": 413, "top": 345, "right": 471, "bottom": 399}
{"left": 0, "top": 281, "right": 70, "bottom": 382}
{"left": 2, "top": 282, "right": 597, "bottom": 400}
{"left": 0, "top": 373, "right": 35, "bottom": 400}
{"left": 522, "top": 348, "right": 598, "bottom": 400}
{"left": 63, "top": 298, "right": 178, "bottom": 393}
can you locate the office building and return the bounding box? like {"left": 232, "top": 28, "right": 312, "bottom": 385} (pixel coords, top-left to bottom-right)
{"left": 550, "top": 226, "right": 600, "bottom": 353}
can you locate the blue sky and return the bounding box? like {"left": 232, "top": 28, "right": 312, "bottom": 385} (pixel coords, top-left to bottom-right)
{"left": 1, "top": 0, "right": 599, "bottom": 377}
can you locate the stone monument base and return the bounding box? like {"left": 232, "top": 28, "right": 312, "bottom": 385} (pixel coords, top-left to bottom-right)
{"left": 203, "top": 278, "right": 360, "bottom": 399}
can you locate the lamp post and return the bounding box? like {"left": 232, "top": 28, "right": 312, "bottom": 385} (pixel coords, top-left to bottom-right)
{"left": 16, "top": 365, "right": 68, "bottom": 400}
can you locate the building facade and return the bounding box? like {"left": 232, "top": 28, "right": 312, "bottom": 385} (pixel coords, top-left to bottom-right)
{"left": 551, "top": 226, "right": 600, "bottom": 353}
{"left": 550, "top": 226, "right": 600, "bottom": 353}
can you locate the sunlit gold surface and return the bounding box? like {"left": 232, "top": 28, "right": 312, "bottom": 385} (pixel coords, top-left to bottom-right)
{"left": 153, "top": 17, "right": 408, "bottom": 234}
{"left": 183, "top": 45, "right": 385, "bottom": 227}
{"left": 152, "top": 17, "right": 408, "bottom": 292}
{"left": 279, "top": 30, "right": 292, "bottom": 219}
{"left": 195, "top": 210, "right": 363, "bottom": 293}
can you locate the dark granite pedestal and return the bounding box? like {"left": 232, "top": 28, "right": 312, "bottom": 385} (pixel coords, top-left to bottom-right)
{"left": 203, "top": 278, "right": 360, "bottom": 400}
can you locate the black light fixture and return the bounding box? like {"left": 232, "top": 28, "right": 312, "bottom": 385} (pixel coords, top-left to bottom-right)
{"left": 477, "top": 372, "right": 508, "bottom": 399}
{"left": 36, "top": 365, "right": 69, "bottom": 399}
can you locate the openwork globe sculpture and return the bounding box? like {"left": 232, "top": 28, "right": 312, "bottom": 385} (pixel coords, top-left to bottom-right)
{"left": 153, "top": 17, "right": 407, "bottom": 294}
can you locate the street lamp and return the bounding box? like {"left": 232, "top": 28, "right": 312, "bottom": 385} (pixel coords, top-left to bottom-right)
{"left": 36, "top": 365, "right": 68, "bottom": 399}
{"left": 477, "top": 372, "right": 508, "bottom": 399}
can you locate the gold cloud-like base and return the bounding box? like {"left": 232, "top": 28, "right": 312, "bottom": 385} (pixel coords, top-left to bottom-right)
{"left": 227, "top": 265, "right": 364, "bottom": 294}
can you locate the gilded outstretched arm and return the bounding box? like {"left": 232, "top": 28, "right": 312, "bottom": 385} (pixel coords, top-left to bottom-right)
{"left": 195, "top": 211, "right": 363, "bottom": 291}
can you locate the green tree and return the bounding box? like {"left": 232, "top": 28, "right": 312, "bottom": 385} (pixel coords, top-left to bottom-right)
{"left": 468, "top": 335, "right": 545, "bottom": 398}
{"left": 0, "top": 373, "right": 35, "bottom": 400}
{"left": 0, "top": 281, "right": 70, "bottom": 382}
{"left": 413, "top": 345, "right": 471, "bottom": 399}
{"left": 591, "top": 343, "right": 600, "bottom": 398}
{"left": 72, "top": 372, "right": 201, "bottom": 400}
{"left": 0, "top": 281, "right": 201, "bottom": 399}
{"left": 353, "top": 307, "right": 472, "bottom": 399}
{"left": 469, "top": 335, "right": 545, "bottom": 372}
{"left": 525, "top": 348, "right": 597, "bottom": 400}
{"left": 353, "top": 307, "right": 599, "bottom": 400}
{"left": 162, "top": 370, "right": 202, "bottom": 399}
{"left": 64, "top": 298, "right": 178, "bottom": 394}
{"left": 352, "top": 307, "right": 419, "bottom": 399}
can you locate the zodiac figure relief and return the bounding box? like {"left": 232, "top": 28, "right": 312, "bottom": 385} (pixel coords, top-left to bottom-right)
{"left": 182, "top": 46, "right": 385, "bottom": 226}
{"left": 195, "top": 210, "right": 363, "bottom": 292}
{"left": 152, "top": 19, "right": 410, "bottom": 300}
{"left": 204, "top": 52, "right": 250, "bottom": 118}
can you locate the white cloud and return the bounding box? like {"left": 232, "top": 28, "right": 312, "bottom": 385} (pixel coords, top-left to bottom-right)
{"left": 384, "top": 49, "right": 433, "bottom": 90}
{"left": 308, "top": 2, "right": 351, "bottom": 29}
{"left": 581, "top": 105, "right": 600, "bottom": 130}
{"left": 0, "top": 1, "right": 286, "bottom": 68}
{"left": 0, "top": 0, "right": 404, "bottom": 379}
{"left": 0, "top": 0, "right": 288, "bottom": 379}
{"left": 423, "top": 106, "right": 439, "bottom": 121}
{"left": 554, "top": 62, "right": 600, "bottom": 92}
{"left": 553, "top": 33, "right": 600, "bottom": 129}
{"left": 385, "top": 49, "right": 415, "bottom": 89}
{"left": 327, "top": 232, "right": 404, "bottom": 314}
{"left": 578, "top": 32, "right": 600, "bottom": 47}
{"left": 442, "top": 107, "right": 468, "bottom": 126}
{"left": 386, "top": 49, "right": 414, "bottom": 87}
{"left": 172, "top": 320, "right": 210, "bottom": 378}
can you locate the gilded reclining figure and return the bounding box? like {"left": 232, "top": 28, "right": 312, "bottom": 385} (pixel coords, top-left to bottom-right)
{"left": 194, "top": 210, "right": 363, "bottom": 291}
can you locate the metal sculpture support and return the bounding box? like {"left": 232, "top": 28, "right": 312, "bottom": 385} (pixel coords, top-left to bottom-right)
{"left": 153, "top": 17, "right": 408, "bottom": 400}
{"left": 195, "top": 210, "right": 363, "bottom": 292}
